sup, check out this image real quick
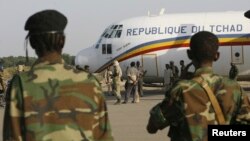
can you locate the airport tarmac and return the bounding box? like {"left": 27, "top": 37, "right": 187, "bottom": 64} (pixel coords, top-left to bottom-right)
{"left": 0, "top": 83, "right": 249, "bottom": 141}
{"left": 105, "top": 87, "right": 169, "bottom": 141}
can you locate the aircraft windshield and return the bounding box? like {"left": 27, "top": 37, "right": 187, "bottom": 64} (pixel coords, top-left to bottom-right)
{"left": 101, "top": 24, "right": 123, "bottom": 38}
{"left": 95, "top": 24, "right": 123, "bottom": 49}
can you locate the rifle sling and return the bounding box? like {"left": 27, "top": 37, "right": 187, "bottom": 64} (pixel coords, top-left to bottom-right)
{"left": 193, "top": 76, "right": 226, "bottom": 125}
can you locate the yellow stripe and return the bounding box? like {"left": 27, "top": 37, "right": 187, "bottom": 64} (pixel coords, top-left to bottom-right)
{"left": 219, "top": 37, "right": 250, "bottom": 43}
{"left": 118, "top": 39, "right": 190, "bottom": 60}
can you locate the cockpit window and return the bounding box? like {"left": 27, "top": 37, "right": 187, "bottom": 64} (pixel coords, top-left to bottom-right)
{"left": 107, "top": 44, "right": 112, "bottom": 54}
{"left": 110, "top": 30, "right": 116, "bottom": 38}
{"left": 102, "top": 44, "right": 112, "bottom": 54}
{"left": 102, "top": 24, "right": 123, "bottom": 38}
{"left": 102, "top": 44, "right": 106, "bottom": 54}
{"left": 116, "top": 25, "right": 123, "bottom": 38}
{"left": 101, "top": 28, "right": 109, "bottom": 37}
{"left": 115, "top": 30, "right": 122, "bottom": 38}
{"left": 113, "top": 25, "right": 118, "bottom": 29}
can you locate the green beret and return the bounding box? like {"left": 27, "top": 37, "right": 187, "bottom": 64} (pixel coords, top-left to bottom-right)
{"left": 25, "top": 9, "right": 67, "bottom": 33}
{"left": 245, "top": 10, "right": 250, "bottom": 19}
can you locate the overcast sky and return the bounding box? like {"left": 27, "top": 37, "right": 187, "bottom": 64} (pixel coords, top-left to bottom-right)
{"left": 0, "top": 0, "right": 249, "bottom": 57}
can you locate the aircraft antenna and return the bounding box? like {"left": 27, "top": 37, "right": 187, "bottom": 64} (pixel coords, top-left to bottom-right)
{"left": 159, "top": 8, "right": 166, "bottom": 15}
{"left": 148, "top": 10, "right": 151, "bottom": 16}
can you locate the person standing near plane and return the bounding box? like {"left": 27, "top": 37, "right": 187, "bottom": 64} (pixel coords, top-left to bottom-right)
{"left": 179, "top": 60, "right": 185, "bottom": 78}
{"left": 229, "top": 62, "right": 238, "bottom": 80}
{"left": 104, "top": 66, "right": 113, "bottom": 95}
{"left": 3, "top": 9, "right": 114, "bottom": 141}
{"left": 0, "top": 65, "right": 5, "bottom": 108}
{"left": 147, "top": 31, "right": 250, "bottom": 141}
{"left": 136, "top": 61, "right": 146, "bottom": 97}
{"left": 123, "top": 61, "right": 138, "bottom": 104}
{"left": 112, "top": 60, "right": 122, "bottom": 105}
{"left": 180, "top": 62, "right": 194, "bottom": 79}
{"left": 169, "top": 61, "right": 179, "bottom": 85}
{"left": 0, "top": 65, "right": 5, "bottom": 94}
{"left": 163, "top": 64, "right": 171, "bottom": 91}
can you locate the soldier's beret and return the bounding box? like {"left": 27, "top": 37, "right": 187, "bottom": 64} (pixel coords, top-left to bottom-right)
{"left": 244, "top": 10, "right": 250, "bottom": 19}
{"left": 25, "top": 9, "right": 67, "bottom": 33}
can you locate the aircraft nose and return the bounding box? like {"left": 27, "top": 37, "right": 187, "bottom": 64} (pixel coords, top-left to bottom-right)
{"left": 75, "top": 47, "right": 98, "bottom": 72}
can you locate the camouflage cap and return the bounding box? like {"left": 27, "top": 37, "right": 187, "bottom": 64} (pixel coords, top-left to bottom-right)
{"left": 245, "top": 10, "right": 250, "bottom": 19}
{"left": 25, "top": 9, "right": 67, "bottom": 33}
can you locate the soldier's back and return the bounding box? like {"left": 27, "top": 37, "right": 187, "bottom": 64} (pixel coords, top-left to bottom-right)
{"left": 167, "top": 70, "right": 248, "bottom": 141}
{"left": 10, "top": 61, "right": 113, "bottom": 140}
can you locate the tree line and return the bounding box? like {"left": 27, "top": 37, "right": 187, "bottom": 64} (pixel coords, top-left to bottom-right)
{"left": 0, "top": 53, "right": 75, "bottom": 68}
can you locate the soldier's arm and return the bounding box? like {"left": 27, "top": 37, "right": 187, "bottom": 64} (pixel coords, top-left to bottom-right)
{"left": 97, "top": 96, "right": 114, "bottom": 140}
{"left": 92, "top": 78, "right": 114, "bottom": 141}
{"left": 147, "top": 85, "right": 184, "bottom": 133}
{"left": 3, "top": 75, "right": 25, "bottom": 141}
{"left": 234, "top": 88, "right": 250, "bottom": 124}
{"left": 147, "top": 102, "right": 169, "bottom": 133}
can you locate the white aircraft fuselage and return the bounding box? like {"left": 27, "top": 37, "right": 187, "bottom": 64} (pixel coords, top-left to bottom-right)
{"left": 75, "top": 11, "right": 250, "bottom": 82}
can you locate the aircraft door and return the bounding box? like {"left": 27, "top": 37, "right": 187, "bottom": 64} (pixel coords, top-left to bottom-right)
{"left": 231, "top": 46, "right": 244, "bottom": 64}
{"left": 142, "top": 54, "right": 158, "bottom": 77}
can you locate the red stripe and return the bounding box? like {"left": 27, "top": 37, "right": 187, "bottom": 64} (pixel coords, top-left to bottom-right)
{"left": 220, "top": 41, "right": 250, "bottom": 46}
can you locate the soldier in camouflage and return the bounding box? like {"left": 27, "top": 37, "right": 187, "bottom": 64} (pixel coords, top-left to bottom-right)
{"left": 147, "top": 31, "right": 250, "bottom": 141}
{"left": 3, "top": 9, "right": 113, "bottom": 141}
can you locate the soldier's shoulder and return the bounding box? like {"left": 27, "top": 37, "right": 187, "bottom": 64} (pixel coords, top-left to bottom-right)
{"left": 177, "top": 79, "right": 194, "bottom": 86}
{"left": 171, "top": 79, "right": 195, "bottom": 91}
{"left": 76, "top": 72, "right": 102, "bottom": 87}
{"left": 221, "top": 76, "right": 241, "bottom": 87}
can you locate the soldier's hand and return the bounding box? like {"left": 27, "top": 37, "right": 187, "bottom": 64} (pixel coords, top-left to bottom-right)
{"left": 146, "top": 116, "right": 158, "bottom": 134}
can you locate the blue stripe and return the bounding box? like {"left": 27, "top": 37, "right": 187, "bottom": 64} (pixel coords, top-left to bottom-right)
{"left": 217, "top": 33, "right": 250, "bottom": 38}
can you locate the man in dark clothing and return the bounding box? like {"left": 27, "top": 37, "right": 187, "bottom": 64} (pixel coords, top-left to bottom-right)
{"left": 229, "top": 62, "right": 238, "bottom": 80}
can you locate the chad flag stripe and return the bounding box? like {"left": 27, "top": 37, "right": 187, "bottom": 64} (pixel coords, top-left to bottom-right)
{"left": 95, "top": 33, "right": 250, "bottom": 72}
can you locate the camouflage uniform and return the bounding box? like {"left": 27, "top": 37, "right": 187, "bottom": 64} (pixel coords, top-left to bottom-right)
{"left": 3, "top": 57, "right": 114, "bottom": 141}
{"left": 147, "top": 67, "right": 250, "bottom": 141}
